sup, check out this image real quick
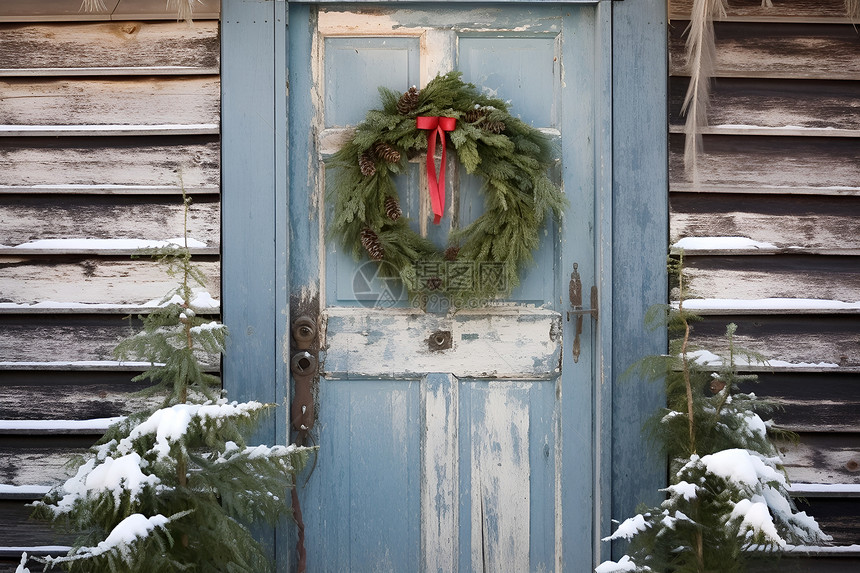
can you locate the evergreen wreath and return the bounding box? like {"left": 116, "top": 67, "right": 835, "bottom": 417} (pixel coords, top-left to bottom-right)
{"left": 328, "top": 71, "right": 567, "bottom": 304}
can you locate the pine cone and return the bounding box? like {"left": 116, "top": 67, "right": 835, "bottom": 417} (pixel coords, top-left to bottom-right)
{"left": 360, "top": 227, "right": 384, "bottom": 261}
{"left": 464, "top": 107, "right": 487, "bottom": 123}
{"left": 373, "top": 141, "right": 401, "bottom": 164}
{"left": 397, "top": 86, "right": 420, "bottom": 115}
{"left": 359, "top": 151, "right": 376, "bottom": 177}
{"left": 484, "top": 120, "right": 506, "bottom": 134}
{"left": 426, "top": 276, "right": 443, "bottom": 291}
{"left": 384, "top": 196, "right": 402, "bottom": 221}
{"left": 444, "top": 246, "right": 460, "bottom": 261}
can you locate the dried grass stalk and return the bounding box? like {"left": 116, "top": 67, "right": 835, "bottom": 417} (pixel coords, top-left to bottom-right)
{"left": 680, "top": 0, "right": 727, "bottom": 183}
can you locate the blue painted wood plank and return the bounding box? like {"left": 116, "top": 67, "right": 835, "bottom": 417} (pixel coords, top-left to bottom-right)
{"left": 300, "top": 379, "right": 421, "bottom": 571}
{"left": 324, "top": 37, "right": 420, "bottom": 127}
{"left": 221, "top": 0, "right": 280, "bottom": 564}
{"left": 557, "top": 4, "right": 600, "bottom": 571}
{"left": 610, "top": 0, "right": 669, "bottom": 561}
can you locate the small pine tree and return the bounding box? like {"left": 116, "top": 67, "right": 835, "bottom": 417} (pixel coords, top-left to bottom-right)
{"left": 29, "top": 193, "right": 311, "bottom": 572}
{"left": 596, "top": 252, "right": 830, "bottom": 573}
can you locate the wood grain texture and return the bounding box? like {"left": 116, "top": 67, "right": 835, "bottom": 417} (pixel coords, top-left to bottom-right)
{"left": 778, "top": 433, "right": 860, "bottom": 486}
{"left": 0, "top": 258, "right": 219, "bottom": 306}
{"left": 670, "top": 0, "right": 852, "bottom": 22}
{"left": 748, "top": 372, "right": 860, "bottom": 432}
{"left": 0, "top": 435, "right": 93, "bottom": 487}
{"left": 691, "top": 315, "right": 860, "bottom": 368}
{"left": 0, "top": 194, "right": 220, "bottom": 248}
{"left": 671, "top": 193, "right": 860, "bottom": 251}
{"left": 0, "top": 500, "right": 74, "bottom": 548}
{"left": 0, "top": 371, "right": 166, "bottom": 421}
{"left": 421, "top": 373, "right": 458, "bottom": 572}
{"left": 683, "top": 255, "right": 860, "bottom": 302}
{"left": 0, "top": 76, "right": 219, "bottom": 128}
{"left": 0, "top": 137, "right": 219, "bottom": 190}
{"left": 670, "top": 22, "right": 860, "bottom": 80}
{"left": 0, "top": 21, "right": 219, "bottom": 74}
{"left": 669, "top": 77, "right": 860, "bottom": 131}
{"left": 0, "top": 314, "right": 220, "bottom": 364}
{"left": 783, "top": 497, "right": 860, "bottom": 544}
{"left": 669, "top": 134, "right": 860, "bottom": 194}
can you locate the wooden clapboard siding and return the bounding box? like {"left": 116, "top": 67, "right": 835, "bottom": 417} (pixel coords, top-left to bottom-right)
{"left": 671, "top": 193, "right": 860, "bottom": 252}
{"left": 670, "top": 134, "right": 860, "bottom": 193}
{"left": 670, "top": 78, "right": 860, "bottom": 132}
{"left": 0, "top": 21, "right": 219, "bottom": 74}
{"left": 744, "top": 372, "right": 860, "bottom": 433}
{"left": 0, "top": 11, "right": 221, "bottom": 564}
{"left": 0, "top": 370, "right": 159, "bottom": 421}
{"left": 682, "top": 255, "right": 860, "bottom": 301}
{"left": 671, "top": 0, "right": 854, "bottom": 23}
{"left": 778, "top": 433, "right": 860, "bottom": 486}
{"left": 0, "top": 435, "right": 95, "bottom": 488}
{"left": 691, "top": 315, "right": 860, "bottom": 368}
{"left": 0, "top": 76, "right": 219, "bottom": 129}
{"left": 0, "top": 499, "right": 74, "bottom": 551}
{"left": 670, "top": 22, "right": 860, "bottom": 79}
{"left": 669, "top": 3, "right": 860, "bottom": 559}
{"left": 0, "top": 194, "right": 220, "bottom": 248}
{"left": 0, "top": 258, "right": 220, "bottom": 305}
{"left": 0, "top": 136, "right": 220, "bottom": 190}
{"left": 0, "top": 0, "right": 221, "bottom": 23}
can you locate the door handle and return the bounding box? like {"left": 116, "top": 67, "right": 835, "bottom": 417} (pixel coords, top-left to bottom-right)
{"left": 291, "top": 316, "right": 317, "bottom": 432}
{"left": 567, "top": 263, "right": 598, "bottom": 363}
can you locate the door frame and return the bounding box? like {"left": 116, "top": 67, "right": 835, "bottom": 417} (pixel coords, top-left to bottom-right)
{"left": 221, "top": 0, "right": 667, "bottom": 569}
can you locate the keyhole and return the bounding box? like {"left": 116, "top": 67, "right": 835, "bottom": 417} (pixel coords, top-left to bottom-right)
{"left": 428, "top": 330, "right": 452, "bottom": 351}
{"left": 297, "top": 356, "right": 311, "bottom": 371}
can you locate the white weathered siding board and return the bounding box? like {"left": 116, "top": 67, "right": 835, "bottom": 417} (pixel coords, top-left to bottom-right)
{"left": 0, "top": 21, "right": 219, "bottom": 74}
{"left": 670, "top": 22, "right": 860, "bottom": 80}
{"left": 690, "top": 316, "right": 860, "bottom": 367}
{"left": 669, "top": 135, "right": 860, "bottom": 194}
{"left": 682, "top": 258, "right": 860, "bottom": 301}
{"left": 0, "top": 139, "right": 220, "bottom": 189}
{"left": 779, "top": 435, "right": 860, "bottom": 485}
{"left": 0, "top": 196, "right": 220, "bottom": 249}
{"left": 670, "top": 0, "right": 852, "bottom": 23}
{"left": 0, "top": 380, "right": 159, "bottom": 421}
{"left": 671, "top": 194, "right": 860, "bottom": 251}
{"left": 0, "top": 259, "right": 219, "bottom": 305}
{"left": 0, "top": 446, "right": 89, "bottom": 487}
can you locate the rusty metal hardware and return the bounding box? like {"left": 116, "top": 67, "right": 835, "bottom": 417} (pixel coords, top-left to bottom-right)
{"left": 567, "top": 263, "right": 598, "bottom": 363}
{"left": 292, "top": 316, "right": 317, "bottom": 350}
{"left": 290, "top": 315, "right": 317, "bottom": 432}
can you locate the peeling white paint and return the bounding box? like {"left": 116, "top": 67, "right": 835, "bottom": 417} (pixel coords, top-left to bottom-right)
{"left": 471, "top": 386, "right": 530, "bottom": 572}
{"left": 421, "top": 374, "right": 459, "bottom": 572}
{"left": 323, "top": 307, "right": 562, "bottom": 379}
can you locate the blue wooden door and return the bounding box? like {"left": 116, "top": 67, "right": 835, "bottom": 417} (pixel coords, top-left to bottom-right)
{"left": 287, "top": 4, "right": 610, "bottom": 571}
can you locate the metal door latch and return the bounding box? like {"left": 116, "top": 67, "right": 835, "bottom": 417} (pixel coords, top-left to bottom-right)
{"left": 567, "top": 262, "right": 598, "bottom": 363}
{"left": 290, "top": 315, "right": 317, "bottom": 432}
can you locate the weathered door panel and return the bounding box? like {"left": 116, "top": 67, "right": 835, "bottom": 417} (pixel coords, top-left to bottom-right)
{"left": 289, "top": 4, "right": 603, "bottom": 571}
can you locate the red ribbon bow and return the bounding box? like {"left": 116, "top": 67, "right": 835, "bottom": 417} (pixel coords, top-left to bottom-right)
{"left": 416, "top": 116, "right": 457, "bottom": 224}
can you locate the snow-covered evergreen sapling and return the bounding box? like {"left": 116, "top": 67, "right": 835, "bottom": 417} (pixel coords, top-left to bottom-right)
{"left": 29, "top": 194, "right": 311, "bottom": 572}
{"left": 596, "top": 253, "right": 830, "bottom": 573}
